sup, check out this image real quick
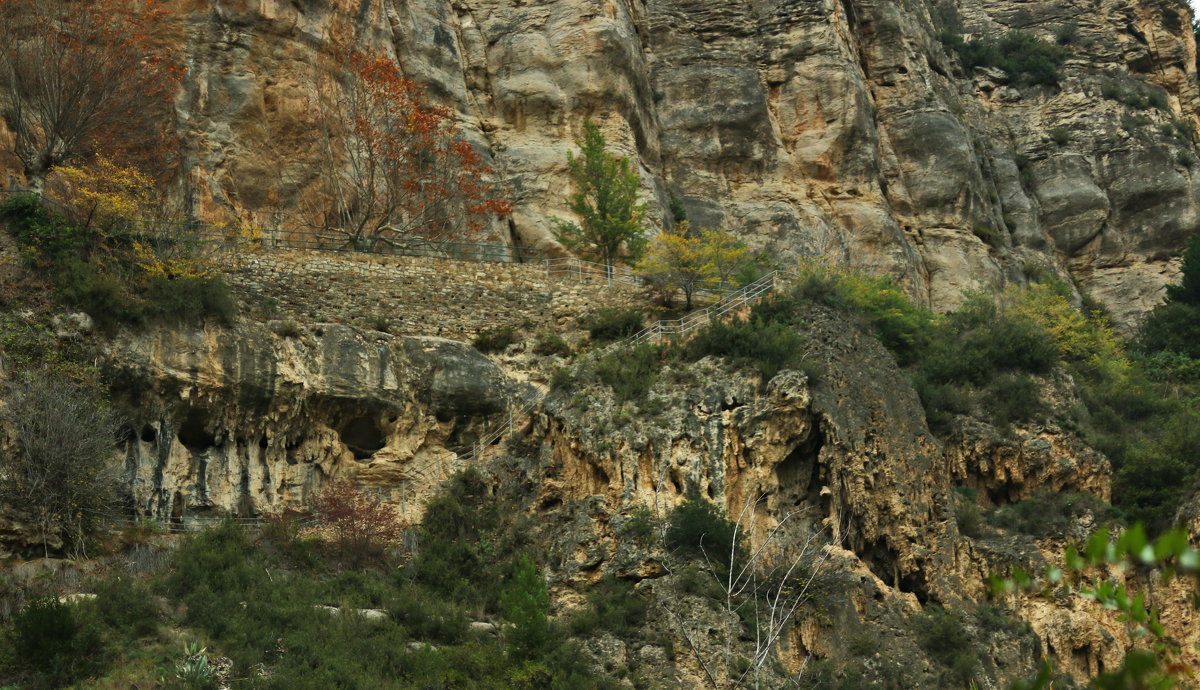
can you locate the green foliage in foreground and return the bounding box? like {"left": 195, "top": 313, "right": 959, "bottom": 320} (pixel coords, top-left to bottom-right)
{"left": 0, "top": 194, "right": 235, "bottom": 327}
{"left": 998, "top": 525, "right": 1200, "bottom": 690}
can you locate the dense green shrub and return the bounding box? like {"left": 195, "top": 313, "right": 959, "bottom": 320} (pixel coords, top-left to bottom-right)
{"left": 146, "top": 479, "right": 613, "bottom": 689}
{"left": 9, "top": 596, "right": 107, "bottom": 685}
{"left": 0, "top": 195, "right": 90, "bottom": 260}
{"left": 143, "top": 275, "right": 237, "bottom": 325}
{"left": 407, "top": 469, "right": 513, "bottom": 609}
{"left": 595, "top": 343, "right": 664, "bottom": 401}
{"left": 666, "top": 499, "right": 746, "bottom": 569}
{"left": 953, "top": 487, "right": 985, "bottom": 539}
{"left": 909, "top": 295, "right": 1057, "bottom": 432}
{"left": 790, "top": 268, "right": 931, "bottom": 365}
{"left": 985, "top": 373, "right": 1046, "bottom": 428}
{"left": 990, "top": 490, "right": 1121, "bottom": 538}
{"left": 0, "top": 195, "right": 237, "bottom": 327}
{"left": 921, "top": 296, "right": 1059, "bottom": 385}
{"left": 940, "top": 29, "right": 1068, "bottom": 86}
{"left": 581, "top": 308, "right": 644, "bottom": 342}
{"left": 683, "top": 315, "right": 806, "bottom": 380}
{"left": 501, "top": 556, "right": 553, "bottom": 658}
{"left": 914, "top": 606, "right": 977, "bottom": 684}
{"left": 1137, "top": 235, "right": 1200, "bottom": 359}
{"left": 94, "top": 578, "right": 159, "bottom": 638}
{"left": 570, "top": 576, "right": 648, "bottom": 637}
{"left": 533, "top": 332, "right": 572, "bottom": 357}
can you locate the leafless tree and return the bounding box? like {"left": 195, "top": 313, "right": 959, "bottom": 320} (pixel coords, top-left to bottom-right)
{"left": 0, "top": 0, "right": 181, "bottom": 192}
{"left": 657, "top": 494, "right": 839, "bottom": 689}
{"left": 0, "top": 371, "right": 122, "bottom": 557}
{"left": 292, "top": 53, "right": 510, "bottom": 250}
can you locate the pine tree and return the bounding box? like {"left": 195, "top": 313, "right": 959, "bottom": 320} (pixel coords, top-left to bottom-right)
{"left": 554, "top": 121, "right": 647, "bottom": 273}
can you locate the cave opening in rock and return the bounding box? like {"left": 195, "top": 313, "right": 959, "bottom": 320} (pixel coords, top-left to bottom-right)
{"left": 140, "top": 425, "right": 156, "bottom": 443}
{"left": 340, "top": 416, "right": 386, "bottom": 459}
{"left": 177, "top": 411, "right": 215, "bottom": 453}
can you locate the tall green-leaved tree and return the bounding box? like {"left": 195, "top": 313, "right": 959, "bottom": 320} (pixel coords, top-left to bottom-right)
{"left": 1137, "top": 234, "right": 1200, "bottom": 358}
{"left": 554, "top": 121, "right": 647, "bottom": 272}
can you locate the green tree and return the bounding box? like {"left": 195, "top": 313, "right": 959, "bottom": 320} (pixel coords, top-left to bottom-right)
{"left": 1137, "top": 234, "right": 1200, "bottom": 358}
{"left": 500, "top": 556, "right": 552, "bottom": 658}
{"left": 554, "top": 121, "right": 647, "bottom": 273}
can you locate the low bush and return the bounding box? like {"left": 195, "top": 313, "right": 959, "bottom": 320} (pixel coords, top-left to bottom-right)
{"left": 570, "top": 576, "right": 647, "bottom": 637}
{"left": 532, "top": 332, "right": 572, "bottom": 357}
{"left": 990, "top": 490, "right": 1121, "bottom": 538}
{"left": 146, "top": 475, "right": 614, "bottom": 689}
{"left": 941, "top": 29, "right": 1068, "bottom": 86}
{"left": 0, "top": 195, "right": 237, "bottom": 327}
{"left": 595, "top": 343, "right": 664, "bottom": 401}
{"left": 683, "top": 315, "right": 806, "bottom": 381}
{"left": 406, "top": 469, "right": 510, "bottom": 609}
{"left": 914, "top": 605, "right": 977, "bottom": 685}
{"left": 94, "top": 578, "right": 159, "bottom": 638}
{"left": 9, "top": 596, "right": 107, "bottom": 685}
{"left": 617, "top": 505, "right": 656, "bottom": 545}
{"left": 473, "top": 325, "right": 520, "bottom": 353}
{"left": 953, "top": 487, "right": 985, "bottom": 539}
{"left": 581, "top": 308, "right": 644, "bottom": 342}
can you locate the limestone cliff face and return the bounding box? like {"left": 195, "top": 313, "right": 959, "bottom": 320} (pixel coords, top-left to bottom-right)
{"left": 22, "top": 0, "right": 1192, "bottom": 327}
{"left": 103, "top": 323, "right": 522, "bottom": 523}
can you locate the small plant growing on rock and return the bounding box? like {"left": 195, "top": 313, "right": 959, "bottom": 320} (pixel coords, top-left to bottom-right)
{"left": 270, "top": 319, "right": 303, "bottom": 338}
{"left": 532, "top": 332, "right": 571, "bottom": 357}
{"left": 473, "top": 325, "right": 519, "bottom": 353}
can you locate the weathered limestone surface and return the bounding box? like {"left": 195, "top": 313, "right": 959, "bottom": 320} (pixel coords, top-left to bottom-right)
{"left": 533, "top": 304, "right": 1125, "bottom": 687}
{"left": 7, "top": 0, "right": 1188, "bottom": 326}
{"left": 104, "top": 323, "right": 524, "bottom": 522}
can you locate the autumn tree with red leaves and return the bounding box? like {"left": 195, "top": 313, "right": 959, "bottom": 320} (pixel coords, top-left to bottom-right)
{"left": 311, "top": 480, "right": 407, "bottom": 565}
{"left": 304, "top": 53, "right": 512, "bottom": 246}
{"left": 0, "top": 0, "right": 183, "bottom": 192}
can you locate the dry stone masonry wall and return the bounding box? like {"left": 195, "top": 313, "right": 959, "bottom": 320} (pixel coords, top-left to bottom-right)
{"left": 222, "top": 249, "right": 641, "bottom": 340}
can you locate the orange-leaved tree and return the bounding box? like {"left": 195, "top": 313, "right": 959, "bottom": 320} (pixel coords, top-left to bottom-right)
{"left": 305, "top": 53, "right": 512, "bottom": 247}
{"left": 0, "top": 0, "right": 184, "bottom": 192}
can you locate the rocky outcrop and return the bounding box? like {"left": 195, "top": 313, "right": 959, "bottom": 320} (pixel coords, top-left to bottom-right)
{"left": 104, "top": 323, "right": 525, "bottom": 522}
{"left": 5, "top": 0, "right": 1190, "bottom": 326}
{"left": 521, "top": 304, "right": 1123, "bottom": 687}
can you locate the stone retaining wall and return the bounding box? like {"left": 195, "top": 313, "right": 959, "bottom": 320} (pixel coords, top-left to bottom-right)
{"left": 223, "top": 249, "right": 641, "bottom": 340}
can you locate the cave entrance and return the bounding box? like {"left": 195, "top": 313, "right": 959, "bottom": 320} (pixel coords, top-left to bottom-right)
{"left": 340, "top": 417, "right": 386, "bottom": 459}
{"left": 177, "top": 411, "right": 215, "bottom": 453}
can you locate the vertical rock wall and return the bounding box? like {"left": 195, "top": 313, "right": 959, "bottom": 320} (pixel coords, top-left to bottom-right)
{"left": 3, "top": 0, "right": 1196, "bottom": 323}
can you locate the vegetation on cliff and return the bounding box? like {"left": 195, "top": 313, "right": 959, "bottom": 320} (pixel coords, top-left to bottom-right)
{"left": 0, "top": 471, "right": 619, "bottom": 689}
{"left": 0, "top": 194, "right": 235, "bottom": 328}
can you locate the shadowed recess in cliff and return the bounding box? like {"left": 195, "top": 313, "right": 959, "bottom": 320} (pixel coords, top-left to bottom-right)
{"left": 340, "top": 416, "right": 386, "bottom": 459}
{"left": 176, "top": 409, "right": 216, "bottom": 453}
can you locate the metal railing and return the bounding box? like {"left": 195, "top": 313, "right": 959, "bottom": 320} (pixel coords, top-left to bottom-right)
{"left": 616, "top": 271, "right": 782, "bottom": 348}
{"left": 544, "top": 257, "right": 640, "bottom": 286}
{"left": 104, "top": 513, "right": 321, "bottom": 534}
{"left": 258, "top": 229, "right": 546, "bottom": 264}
